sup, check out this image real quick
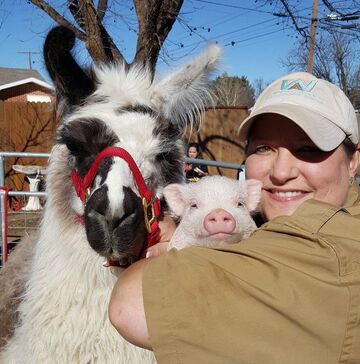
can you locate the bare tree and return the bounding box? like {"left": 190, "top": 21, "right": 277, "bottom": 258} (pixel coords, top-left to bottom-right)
{"left": 251, "top": 77, "right": 271, "bottom": 100}
{"left": 30, "top": 0, "right": 184, "bottom": 76}
{"left": 262, "top": 1, "right": 359, "bottom": 81}
{"left": 210, "top": 73, "right": 254, "bottom": 107}
{"left": 2, "top": 102, "right": 56, "bottom": 191}
{"left": 281, "top": 31, "right": 360, "bottom": 106}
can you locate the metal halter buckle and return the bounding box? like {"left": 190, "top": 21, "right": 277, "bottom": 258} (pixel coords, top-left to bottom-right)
{"left": 85, "top": 188, "right": 91, "bottom": 204}
{"left": 142, "top": 197, "right": 156, "bottom": 233}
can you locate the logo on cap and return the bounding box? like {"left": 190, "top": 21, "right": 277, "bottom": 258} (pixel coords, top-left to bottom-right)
{"left": 281, "top": 79, "right": 317, "bottom": 92}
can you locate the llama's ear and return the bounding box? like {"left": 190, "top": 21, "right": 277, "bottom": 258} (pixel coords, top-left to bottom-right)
{"left": 58, "top": 119, "right": 118, "bottom": 158}
{"left": 151, "top": 44, "right": 221, "bottom": 128}
{"left": 44, "top": 26, "right": 95, "bottom": 106}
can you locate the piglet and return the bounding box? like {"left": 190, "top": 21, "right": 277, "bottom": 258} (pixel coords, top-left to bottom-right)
{"left": 163, "top": 175, "right": 262, "bottom": 250}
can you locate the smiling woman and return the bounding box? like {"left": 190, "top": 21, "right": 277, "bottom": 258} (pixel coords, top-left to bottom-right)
{"left": 240, "top": 72, "right": 359, "bottom": 222}
{"left": 109, "top": 72, "right": 360, "bottom": 364}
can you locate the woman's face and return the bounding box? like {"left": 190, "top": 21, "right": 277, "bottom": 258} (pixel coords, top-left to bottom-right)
{"left": 188, "top": 146, "right": 198, "bottom": 158}
{"left": 245, "top": 114, "right": 359, "bottom": 221}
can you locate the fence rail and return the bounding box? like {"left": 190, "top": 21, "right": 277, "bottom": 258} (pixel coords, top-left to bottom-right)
{"left": 0, "top": 152, "right": 50, "bottom": 266}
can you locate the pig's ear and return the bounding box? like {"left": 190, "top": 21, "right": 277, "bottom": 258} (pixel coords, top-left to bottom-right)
{"left": 163, "top": 184, "right": 187, "bottom": 216}
{"left": 244, "top": 179, "right": 262, "bottom": 211}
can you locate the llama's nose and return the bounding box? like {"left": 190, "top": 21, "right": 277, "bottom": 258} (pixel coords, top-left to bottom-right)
{"left": 203, "top": 208, "right": 235, "bottom": 235}
{"left": 85, "top": 185, "right": 141, "bottom": 231}
{"left": 86, "top": 185, "right": 109, "bottom": 216}
{"left": 85, "top": 185, "right": 146, "bottom": 253}
{"left": 108, "top": 187, "right": 141, "bottom": 231}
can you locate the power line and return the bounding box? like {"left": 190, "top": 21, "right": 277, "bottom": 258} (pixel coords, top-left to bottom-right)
{"left": 193, "top": 0, "right": 276, "bottom": 14}
{"left": 161, "top": 1, "right": 359, "bottom": 65}
{"left": 223, "top": 26, "right": 292, "bottom": 47}
{"left": 167, "top": 18, "right": 280, "bottom": 56}
{"left": 17, "top": 51, "right": 40, "bottom": 70}
{"left": 171, "top": 2, "right": 270, "bottom": 44}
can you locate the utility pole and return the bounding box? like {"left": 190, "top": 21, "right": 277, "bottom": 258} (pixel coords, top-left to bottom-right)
{"left": 307, "top": 0, "right": 318, "bottom": 74}
{"left": 17, "top": 51, "right": 40, "bottom": 70}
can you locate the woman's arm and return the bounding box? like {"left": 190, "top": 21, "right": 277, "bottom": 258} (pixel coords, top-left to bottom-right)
{"left": 108, "top": 215, "right": 176, "bottom": 349}
{"left": 108, "top": 258, "right": 152, "bottom": 349}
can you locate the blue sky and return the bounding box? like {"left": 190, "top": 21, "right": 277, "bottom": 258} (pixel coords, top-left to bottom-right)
{"left": 0, "top": 0, "right": 339, "bottom": 85}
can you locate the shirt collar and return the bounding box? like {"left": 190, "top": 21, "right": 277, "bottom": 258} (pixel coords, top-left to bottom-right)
{"left": 343, "top": 183, "right": 360, "bottom": 209}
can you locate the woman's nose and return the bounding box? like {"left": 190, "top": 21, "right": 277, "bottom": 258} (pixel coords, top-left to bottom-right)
{"left": 270, "top": 147, "right": 299, "bottom": 184}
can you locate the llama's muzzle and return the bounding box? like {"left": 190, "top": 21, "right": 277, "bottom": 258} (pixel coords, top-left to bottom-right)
{"left": 71, "top": 146, "right": 161, "bottom": 248}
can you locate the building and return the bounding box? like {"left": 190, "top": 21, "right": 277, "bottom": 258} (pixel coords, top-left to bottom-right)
{"left": 0, "top": 68, "right": 56, "bottom": 191}
{"left": 0, "top": 67, "right": 54, "bottom": 103}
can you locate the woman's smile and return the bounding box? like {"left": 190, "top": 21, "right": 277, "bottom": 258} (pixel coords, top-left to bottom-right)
{"left": 265, "top": 188, "right": 308, "bottom": 201}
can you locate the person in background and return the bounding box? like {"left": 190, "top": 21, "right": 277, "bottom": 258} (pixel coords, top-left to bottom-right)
{"left": 108, "top": 72, "right": 360, "bottom": 363}
{"left": 184, "top": 142, "right": 209, "bottom": 182}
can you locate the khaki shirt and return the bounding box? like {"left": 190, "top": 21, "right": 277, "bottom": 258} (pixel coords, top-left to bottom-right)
{"left": 143, "top": 185, "right": 360, "bottom": 364}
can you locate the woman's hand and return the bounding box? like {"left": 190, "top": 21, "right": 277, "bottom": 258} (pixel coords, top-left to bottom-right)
{"left": 159, "top": 214, "right": 177, "bottom": 242}
{"left": 184, "top": 163, "right": 192, "bottom": 172}
{"left": 145, "top": 242, "right": 169, "bottom": 258}
{"left": 194, "top": 167, "right": 207, "bottom": 176}
{"left": 145, "top": 215, "right": 177, "bottom": 258}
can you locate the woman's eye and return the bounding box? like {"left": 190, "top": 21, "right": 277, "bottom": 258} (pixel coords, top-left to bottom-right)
{"left": 296, "top": 146, "right": 326, "bottom": 159}
{"left": 255, "top": 145, "right": 271, "bottom": 154}
{"left": 298, "top": 146, "right": 320, "bottom": 153}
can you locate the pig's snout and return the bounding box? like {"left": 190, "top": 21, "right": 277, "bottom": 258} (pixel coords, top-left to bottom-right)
{"left": 203, "top": 208, "right": 236, "bottom": 235}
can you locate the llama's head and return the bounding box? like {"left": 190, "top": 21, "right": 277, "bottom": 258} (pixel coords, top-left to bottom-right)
{"left": 44, "top": 26, "right": 220, "bottom": 265}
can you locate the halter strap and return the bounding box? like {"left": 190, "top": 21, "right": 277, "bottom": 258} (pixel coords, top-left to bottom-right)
{"left": 71, "top": 146, "right": 161, "bottom": 248}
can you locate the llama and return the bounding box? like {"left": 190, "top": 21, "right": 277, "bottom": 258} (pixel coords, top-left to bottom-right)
{"left": 0, "top": 26, "right": 220, "bottom": 363}
{"left": 0, "top": 236, "right": 36, "bottom": 350}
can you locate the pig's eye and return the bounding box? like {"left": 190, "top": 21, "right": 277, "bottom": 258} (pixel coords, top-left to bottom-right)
{"left": 237, "top": 201, "right": 244, "bottom": 208}
{"left": 190, "top": 202, "right": 198, "bottom": 208}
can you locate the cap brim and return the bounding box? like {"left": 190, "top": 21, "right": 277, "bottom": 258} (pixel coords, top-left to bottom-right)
{"left": 238, "top": 104, "right": 346, "bottom": 151}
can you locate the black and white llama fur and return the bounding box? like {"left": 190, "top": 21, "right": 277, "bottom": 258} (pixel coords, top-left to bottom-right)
{"left": 0, "top": 26, "right": 219, "bottom": 363}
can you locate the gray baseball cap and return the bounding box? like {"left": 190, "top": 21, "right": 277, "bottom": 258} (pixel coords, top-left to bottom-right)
{"left": 238, "top": 72, "right": 358, "bottom": 151}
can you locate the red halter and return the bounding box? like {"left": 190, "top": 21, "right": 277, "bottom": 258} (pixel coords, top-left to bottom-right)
{"left": 71, "top": 146, "right": 161, "bottom": 248}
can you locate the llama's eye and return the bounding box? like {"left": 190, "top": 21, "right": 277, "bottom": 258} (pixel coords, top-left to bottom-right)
{"left": 156, "top": 152, "right": 166, "bottom": 161}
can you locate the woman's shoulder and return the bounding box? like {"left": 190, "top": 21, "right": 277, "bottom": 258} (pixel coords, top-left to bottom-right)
{"left": 262, "top": 198, "right": 359, "bottom": 234}
{"left": 252, "top": 198, "right": 360, "bottom": 272}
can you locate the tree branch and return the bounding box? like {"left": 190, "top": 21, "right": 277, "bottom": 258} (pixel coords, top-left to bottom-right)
{"left": 321, "top": 0, "right": 344, "bottom": 15}
{"left": 30, "top": 0, "right": 86, "bottom": 40}
{"left": 279, "top": 0, "right": 308, "bottom": 40}
{"left": 71, "top": 0, "right": 127, "bottom": 64}
{"left": 68, "top": 0, "right": 85, "bottom": 30}
{"left": 97, "top": 0, "right": 108, "bottom": 22}
{"left": 133, "top": 0, "right": 184, "bottom": 75}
